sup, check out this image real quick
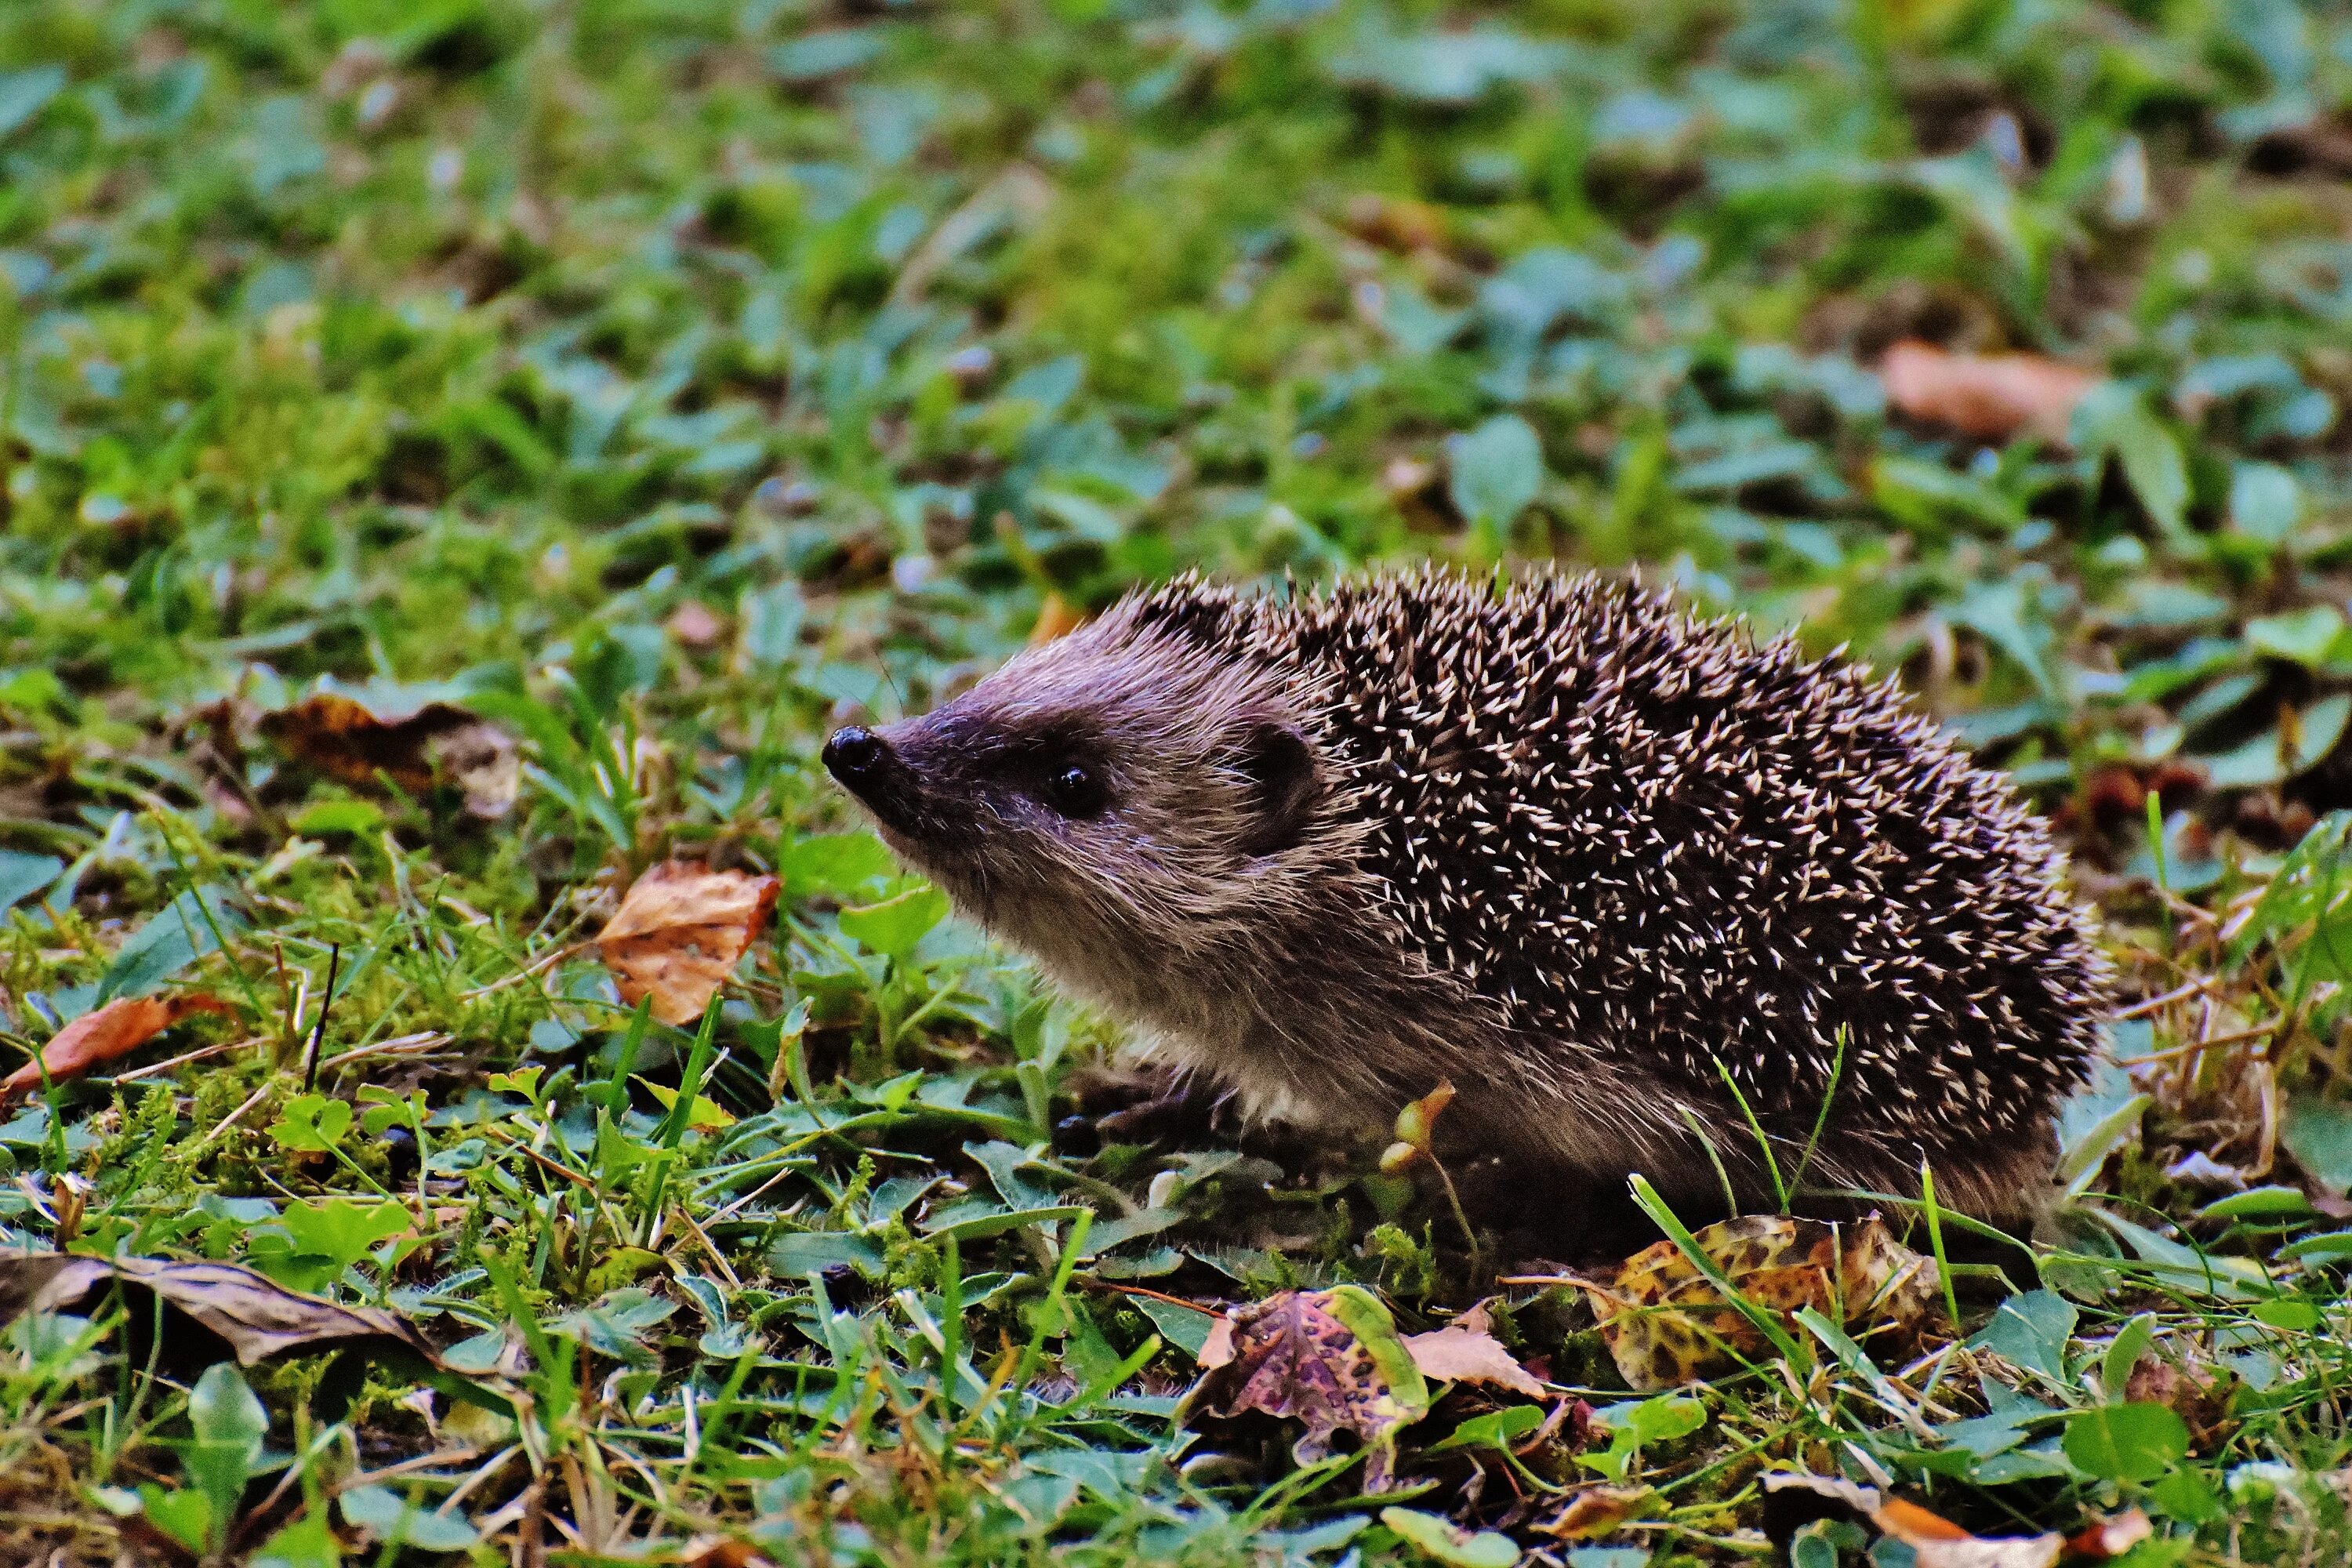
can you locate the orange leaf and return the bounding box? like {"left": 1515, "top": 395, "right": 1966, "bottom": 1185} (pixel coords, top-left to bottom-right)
{"left": 2063, "top": 1512, "right": 2153, "bottom": 1561}
{"left": 595, "top": 862, "right": 781, "bottom": 1025}
{"left": 3, "top": 994, "right": 232, "bottom": 1100}
{"left": 681, "top": 1538, "right": 775, "bottom": 1568}
{"left": 1881, "top": 340, "right": 2099, "bottom": 446}
{"left": 1763, "top": 1473, "right": 2062, "bottom": 1568}
{"left": 1878, "top": 1497, "right": 1973, "bottom": 1543}
{"left": 1341, "top": 194, "right": 1448, "bottom": 255}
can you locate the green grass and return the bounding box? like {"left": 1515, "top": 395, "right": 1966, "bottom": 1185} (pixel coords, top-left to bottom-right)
{"left": 6, "top": 0, "right": 2352, "bottom": 1562}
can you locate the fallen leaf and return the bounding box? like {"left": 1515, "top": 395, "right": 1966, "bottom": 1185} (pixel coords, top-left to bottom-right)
{"left": 595, "top": 861, "right": 782, "bottom": 1025}
{"left": 1762, "top": 1472, "right": 2062, "bottom": 1568}
{"left": 1541, "top": 1485, "right": 1648, "bottom": 1540}
{"left": 1879, "top": 1497, "right": 1975, "bottom": 1542}
{"left": 259, "top": 693, "right": 518, "bottom": 819}
{"left": 0, "top": 1252, "right": 436, "bottom": 1368}
{"left": 1379, "top": 1505, "right": 1519, "bottom": 1566}
{"left": 1381, "top": 455, "right": 1455, "bottom": 534}
{"left": 2, "top": 993, "right": 232, "bottom": 1102}
{"left": 1573, "top": 1213, "right": 1940, "bottom": 1390}
{"left": 1181, "top": 1285, "right": 1431, "bottom": 1490}
{"left": 2063, "top": 1512, "right": 2153, "bottom": 1560}
{"left": 1403, "top": 1302, "right": 1545, "bottom": 1397}
{"left": 1881, "top": 339, "right": 2098, "bottom": 445}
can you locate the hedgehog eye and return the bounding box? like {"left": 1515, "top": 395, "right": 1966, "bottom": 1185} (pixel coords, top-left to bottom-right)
{"left": 1036, "top": 762, "right": 1108, "bottom": 819}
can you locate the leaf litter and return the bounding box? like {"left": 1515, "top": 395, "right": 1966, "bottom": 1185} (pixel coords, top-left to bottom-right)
{"left": 1, "top": 993, "right": 232, "bottom": 1101}
{"left": 1185, "top": 1286, "right": 1433, "bottom": 1490}
{"left": 0, "top": 1253, "right": 447, "bottom": 1373}
{"left": 1556, "top": 1213, "right": 1943, "bottom": 1391}
{"left": 1880, "top": 340, "right": 2099, "bottom": 446}
{"left": 594, "top": 861, "right": 782, "bottom": 1025}
{"left": 258, "top": 692, "right": 520, "bottom": 819}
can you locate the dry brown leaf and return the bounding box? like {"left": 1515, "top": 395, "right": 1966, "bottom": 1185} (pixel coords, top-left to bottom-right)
{"left": 0, "top": 1252, "right": 437, "bottom": 1368}
{"left": 259, "top": 692, "right": 519, "bottom": 819}
{"left": 1763, "top": 1473, "right": 2062, "bottom": 1568}
{"left": 2, "top": 993, "right": 232, "bottom": 1102}
{"left": 1573, "top": 1213, "right": 1941, "bottom": 1390}
{"left": 1180, "top": 1286, "right": 1430, "bottom": 1490}
{"left": 595, "top": 862, "right": 782, "bottom": 1025}
{"left": 1881, "top": 339, "right": 2099, "bottom": 445}
{"left": 1403, "top": 1302, "right": 1545, "bottom": 1397}
{"left": 1541, "top": 1485, "right": 1648, "bottom": 1540}
{"left": 1401, "top": 1324, "right": 1541, "bottom": 1394}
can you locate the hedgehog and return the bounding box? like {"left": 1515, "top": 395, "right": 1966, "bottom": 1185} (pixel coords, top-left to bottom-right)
{"left": 821, "top": 568, "right": 2105, "bottom": 1219}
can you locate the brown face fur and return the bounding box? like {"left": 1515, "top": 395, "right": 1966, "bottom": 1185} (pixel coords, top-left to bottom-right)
{"left": 822, "top": 611, "right": 1350, "bottom": 1109}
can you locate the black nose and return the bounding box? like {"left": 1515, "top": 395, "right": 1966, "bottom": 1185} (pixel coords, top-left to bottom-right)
{"left": 822, "top": 726, "right": 884, "bottom": 782}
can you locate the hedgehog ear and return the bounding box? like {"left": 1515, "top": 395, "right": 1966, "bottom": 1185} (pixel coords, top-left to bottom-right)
{"left": 1233, "top": 720, "right": 1318, "bottom": 857}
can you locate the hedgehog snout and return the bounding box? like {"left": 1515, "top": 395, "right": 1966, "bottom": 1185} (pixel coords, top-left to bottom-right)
{"left": 823, "top": 720, "right": 977, "bottom": 855}
{"left": 824, "top": 725, "right": 921, "bottom": 828}
{"left": 822, "top": 724, "right": 885, "bottom": 783}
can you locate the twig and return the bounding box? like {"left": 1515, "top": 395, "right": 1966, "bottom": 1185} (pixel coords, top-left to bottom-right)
{"left": 2114, "top": 1020, "right": 2278, "bottom": 1066}
{"left": 670, "top": 1202, "right": 741, "bottom": 1290}
{"left": 458, "top": 940, "right": 588, "bottom": 1004}
{"left": 431, "top": 1443, "right": 522, "bottom": 1519}
{"left": 110, "top": 1035, "right": 263, "bottom": 1085}
{"left": 303, "top": 942, "right": 340, "bottom": 1094}
{"left": 314, "top": 1031, "right": 456, "bottom": 1074}
{"left": 341, "top": 1446, "right": 490, "bottom": 1494}
{"left": 702, "top": 1164, "right": 803, "bottom": 1227}
{"left": 479, "top": 1126, "right": 599, "bottom": 1193}
{"left": 1079, "top": 1277, "right": 1225, "bottom": 1313}
{"left": 518, "top": 1477, "right": 548, "bottom": 1568}
{"left": 2111, "top": 976, "right": 2221, "bottom": 1021}
{"left": 190, "top": 1083, "right": 273, "bottom": 1152}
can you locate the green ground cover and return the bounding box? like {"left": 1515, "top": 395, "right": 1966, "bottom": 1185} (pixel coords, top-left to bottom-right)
{"left": 7, "top": 0, "right": 2352, "bottom": 1562}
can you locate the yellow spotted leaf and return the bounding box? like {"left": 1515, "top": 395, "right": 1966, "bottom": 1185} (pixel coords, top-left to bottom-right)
{"left": 1574, "top": 1214, "right": 1941, "bottom": 1390}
